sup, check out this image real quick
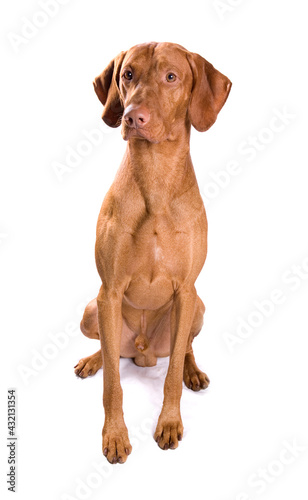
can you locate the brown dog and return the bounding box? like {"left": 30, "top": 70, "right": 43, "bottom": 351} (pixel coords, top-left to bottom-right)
{"left": 74, "top": 42, "right": 231, "bottom": 463}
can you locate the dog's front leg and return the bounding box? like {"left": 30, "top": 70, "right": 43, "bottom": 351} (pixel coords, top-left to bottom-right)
{"left": 97, "top": 285, "right": 132, "bottom": 464}
{"left": 154, "top": 285, "right": 197, "bottom": 450}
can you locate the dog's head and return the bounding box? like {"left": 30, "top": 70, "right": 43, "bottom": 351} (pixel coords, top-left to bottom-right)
{"left": 93, "top": 42, "right": 231, "bottom": 143}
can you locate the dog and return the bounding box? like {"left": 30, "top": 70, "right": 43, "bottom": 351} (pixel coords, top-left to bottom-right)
{"left": 74, "top": 42, "right": 231, "bottom": 463}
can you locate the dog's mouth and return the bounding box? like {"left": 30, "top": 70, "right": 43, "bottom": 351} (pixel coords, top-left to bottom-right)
{"left": 121, "top": 122, "right": 168, "bottom": 144}
{"left": 122, "top": 124, "right": 157, "bottom": 143}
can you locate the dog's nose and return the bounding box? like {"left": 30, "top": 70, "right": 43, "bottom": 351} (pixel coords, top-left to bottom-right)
{"left": 124, "top": 105, "right": 150, "bottom": 129}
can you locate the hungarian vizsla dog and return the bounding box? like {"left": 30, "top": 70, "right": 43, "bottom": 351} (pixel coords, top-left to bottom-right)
{"left": 74, "top": 42, "right": 231, "bottom": 463}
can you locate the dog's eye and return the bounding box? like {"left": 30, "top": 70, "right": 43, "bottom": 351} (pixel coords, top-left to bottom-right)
{"left": 123, "top": 70, "right": 133, "bottom": 80}
{"left": 166, "top": 73, "right": 176, "bottom": 83}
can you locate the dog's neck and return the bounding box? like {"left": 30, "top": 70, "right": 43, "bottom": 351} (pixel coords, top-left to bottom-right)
{"left": 124, "top": 126, "right": 197, "bottom": 214}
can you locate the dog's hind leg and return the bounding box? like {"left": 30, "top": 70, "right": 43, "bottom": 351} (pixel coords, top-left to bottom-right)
{"left": 80, "top": 298, "right": 99, "bottom": 339}
{"left": 74, "top": 298, "right": 103, "bottom": 378}
{"left": 183, "top": 295, "right": 210, "bottom": 391}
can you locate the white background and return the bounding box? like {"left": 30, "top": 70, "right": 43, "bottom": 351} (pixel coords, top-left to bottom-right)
{"left": 1, "top": 1, "right": 308, "bottom": 499}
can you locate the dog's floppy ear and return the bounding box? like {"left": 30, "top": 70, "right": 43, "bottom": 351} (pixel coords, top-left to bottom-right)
{"left": 93, "top": 51, "right": 126, "bottom": 127}
{"left": 187, "top": 52, "right": 231, "bottom": 132}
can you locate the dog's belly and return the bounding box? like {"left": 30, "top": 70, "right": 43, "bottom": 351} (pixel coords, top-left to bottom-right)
{"left": 120, "top": 310, "right": 171, "bottom": 360}
{"left": 120, "top": 293, "right": 173, "bottom": 363}
{"left": 124, "top": 275, "right": 174, "bottom": 311}
{"left": 120, "top": 230, "right": 177, "bottom": 363}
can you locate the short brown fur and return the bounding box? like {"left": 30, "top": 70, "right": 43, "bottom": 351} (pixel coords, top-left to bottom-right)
{"left": 74, "top": 42, "right": 231, "bottom": 463}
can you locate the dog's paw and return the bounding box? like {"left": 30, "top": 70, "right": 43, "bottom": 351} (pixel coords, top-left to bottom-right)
{"left": 183, "top": 367, "right": 210, "bottom": 391}
{"left": 74, "top": 351, "right": 102, "bottom": 378}
{"left": 154, "top": 414, "right": 183, "bottom": 450}
{"left": 183, "top": 355, "right": 210, "bottom": 391}
{"left": 102, "top": 425, "right": 132, "bottom": 464}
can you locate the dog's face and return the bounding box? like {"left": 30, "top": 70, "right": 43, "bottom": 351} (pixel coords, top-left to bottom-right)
{"left": 119, "top": 43, "right": 195, "bottom": 142}
{"left": 93, "top": 42, "right": 231, "bottom": 143}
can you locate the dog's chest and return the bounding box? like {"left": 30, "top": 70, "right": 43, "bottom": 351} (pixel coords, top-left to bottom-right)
{"left": 96, "top": 200, "right": 207, "bottom": 310}
{"left": 129, "top": 212, "right": 203, "bottom": 279}
{"left": 120, "top": 211, "right": 205, "bottom": 310}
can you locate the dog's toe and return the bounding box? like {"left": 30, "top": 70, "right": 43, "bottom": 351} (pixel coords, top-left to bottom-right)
{"left": 184, "top": 366, "right": 210, "bottom": 391}
{"left": 102, "top": 426, "right": 132, "bottom": 464}
{"left": 154, "top": 415, "right": 183, "bottom": 450}
{"left": 74, "top": 351, "right": 102, "bottom": 378}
